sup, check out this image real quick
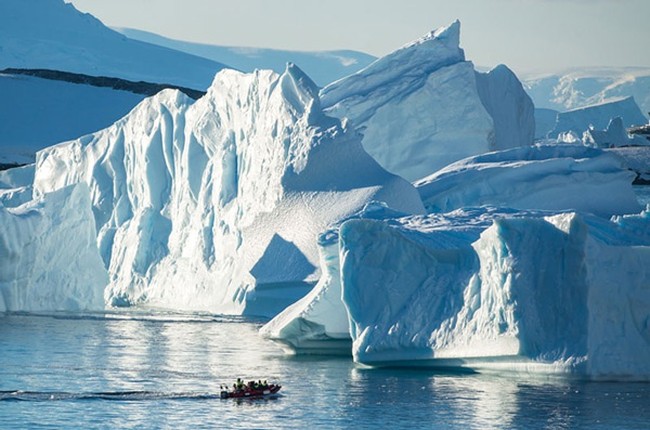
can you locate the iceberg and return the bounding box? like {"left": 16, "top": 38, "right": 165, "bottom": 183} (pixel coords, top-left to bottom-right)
{"left": 547, "top": 96, "right": 647, "bottom": 139}
{"left": 583, "top": 117, "right": 648, "bottom": 148}
{"left": 415, "top": 145, "right": 642, "bottom": 217}
{"left": 32, "top": 65, "right": 424, "bottom": 316}
{"left": 320, "top": 21, "right": 534, "bottom": 181}
{"left": 0, "top": 183, "right": 108, "bottom": 312}
{"left": 339, "top": 207, "right": 650, "bottom": 379}
{"left": 260, "top": 202, "right": 409, "bottom": 354}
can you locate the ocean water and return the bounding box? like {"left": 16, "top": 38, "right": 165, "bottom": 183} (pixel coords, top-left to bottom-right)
{"left": 634, "top": 185, "right": 650, "bottom": 206}
{"left": 1, "top": 312, "right": 649, "bottom": 430}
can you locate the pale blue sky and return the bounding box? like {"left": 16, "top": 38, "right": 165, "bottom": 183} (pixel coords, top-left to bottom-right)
{"left": 68, "top": 0, "right": 650, "bottom": 75}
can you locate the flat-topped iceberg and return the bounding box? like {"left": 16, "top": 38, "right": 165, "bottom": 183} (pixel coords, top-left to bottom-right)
{"left": 548, "top": 96, "right": 647, "bottom": 140}
{"left": 415, "top": 145, "right": 641, "bottom": 217}
{"left": 320, "top": 21, "right": 535, "bottom": 181}
{"left": 31, "top": 64, "right": 424, "bottom": 316}
{"left": 340, "top": 208, "right": 650, "bottom": 379}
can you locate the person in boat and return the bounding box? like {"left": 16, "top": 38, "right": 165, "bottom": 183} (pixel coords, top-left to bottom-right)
{"left": 235, "top": 378, "right": 245, "bottom": 391}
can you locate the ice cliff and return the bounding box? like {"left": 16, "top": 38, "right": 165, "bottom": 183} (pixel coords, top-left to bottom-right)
{"left": 339, "top": 208, "right": 650, "bottom": 379}
{"left": 320, "top": 21, "right": 535, "bottom": 181}
{"left": 415, "top": 145, "right": 641, "bottom": 216}
{"left": 0, "top": 183, "right": 107, "bottom": 312}
{"left": 31, "top": 65, "right": 424, "bottom": 316}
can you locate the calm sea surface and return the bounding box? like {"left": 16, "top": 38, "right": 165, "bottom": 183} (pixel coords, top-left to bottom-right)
{"left": 0, "top": 312, "right": 649, "bottom": 430}
{"left": 1, "top": 187, "right": 649, "bottom": 429}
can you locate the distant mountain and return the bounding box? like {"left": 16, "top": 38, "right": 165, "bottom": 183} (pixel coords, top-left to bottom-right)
{"left": 523, "top": 67, "right": 650, "bottom": 118}
{"left": 116, "top": 27, "right": 377, "bottom": 87}
{"left": 0, "top": 0, "right": 227, "bottom": 89}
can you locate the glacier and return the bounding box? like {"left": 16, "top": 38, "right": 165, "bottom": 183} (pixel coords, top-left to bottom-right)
{"left": 0, "top": 0, "right": 226, "bottom": 89}
{"left": 320, "top": 21, "right": 535, "bottom": 181}
{"left": 339, "top": 208, "right": 650, "bottom": 379}
{"left": 414, "top": 145, "right": 642, "bottom": 217}
{"left": 0, "top": 183, "right": 108, "bottom": 312}
{"left": 29, "top": 64, "right": 424, "bottom": 316}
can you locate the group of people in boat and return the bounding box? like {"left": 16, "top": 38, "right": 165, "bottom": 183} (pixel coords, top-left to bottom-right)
{"left": 222, "top": 378, "right": 272, "bottom": 393}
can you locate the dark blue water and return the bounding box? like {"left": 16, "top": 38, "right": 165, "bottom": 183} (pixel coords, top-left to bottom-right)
{"left": 1, "top": 312, "right": 649, "bottom": 429}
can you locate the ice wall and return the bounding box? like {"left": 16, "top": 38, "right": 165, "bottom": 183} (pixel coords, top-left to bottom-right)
{"left": 320, "top": 21, "right": 534, "bottom": 181}
{"left": 415, "top": 145, "right": 641, "bottom": 217}
{"left": 339, "top": 208, "right": 650, "bottom": 379}
{"left": 0, "top": 183, "right": 108, "bottom": 312}
{"left": 32, "top": 65, "right": 424, "bottom": 316}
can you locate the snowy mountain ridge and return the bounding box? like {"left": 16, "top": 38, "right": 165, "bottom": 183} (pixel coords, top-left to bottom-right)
{"left": 524, "top": 67, "right": 650, "bottom": 118}
{"left": 115, "top": 27, "right": 376, "bottom": 88}
{"left": 0, "top": 0, "right": 227, "bottom": 89}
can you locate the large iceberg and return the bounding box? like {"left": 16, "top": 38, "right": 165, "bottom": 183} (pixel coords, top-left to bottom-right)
{"left": 339, "top": 208, "right": 650, "bottom": 379}
{"left": 320, "top": 21, "right": 535, "bottom": 181}
{"left": 415, "top": 145, "right": 641, "bottom": 217}
{"left": 261, "top": 145, "right": 643, "bottom": 355}
{"left": 0, "top": 183, "right": 108, "bottom": 312}
{"left": 32, "top": 65, "right": 424, "bottom": 316}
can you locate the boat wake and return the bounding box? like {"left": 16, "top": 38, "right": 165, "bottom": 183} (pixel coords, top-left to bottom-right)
{"left": 0, "top": 390, "right": 225, "bottom": 402}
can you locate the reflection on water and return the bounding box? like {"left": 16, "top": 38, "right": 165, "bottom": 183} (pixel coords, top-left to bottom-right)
{"left": 1, "top": 312, "right": 649, "bottom": 429}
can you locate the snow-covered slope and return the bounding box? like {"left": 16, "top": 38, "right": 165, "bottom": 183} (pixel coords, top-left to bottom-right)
{"left": 32, "top": 65, "right": 424, "bottom": 316}
{"left": 320, "top": 21, "right": 535, "bottom": 181}
{"left": 548, "top": 96, "right": 647, "bottom": 139}
{"left": 0, "top": 73, "right": 146, "bottom": 164}
{"left": 0, "top": 0, "right": 227, "bottom": 89}
{"left": 524, "top": 68, "right": 650, "bottom": 118}
{"left": 340, "top": 208, "right": 650, "bottom": 379}
{"left": 116, "top": 27, "right": 376, "bottom": 88}
{"left": 415, "top": 145, "right": 641, "bottom": 217}
{"left": 0, "top": 183, "right": 108, "bottom": 312}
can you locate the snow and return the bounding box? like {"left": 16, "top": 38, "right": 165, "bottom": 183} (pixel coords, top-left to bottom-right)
{"left": 0, "top": 164, "right": 34, "bottom": 207}
{"left": 31, "top": 65, "right": 424, "bottom": 316}
{"left": 0, "top": 183, "right": 108, "bottom": 312}
{"left": 0, "top": 73, "right": 146, "bottom": 164}
{"left": 0, "top": 0, "right": 226, "bottom": 89}
{"left": 609, "top": 146, "right": 650, "bottom": 183}
{"left": 339, "top": 207, "right": 650, "bottom": 379}
{"left": 116, "top": 27, "right": 377, "bottom": 88}
{"left": 548, "top": 96, "right": 647, "bottom": 139}
{"left": 415, "top": 145, "right": 641, "bottom": 217}
{"left": 320, "top": 21, "right": 535, "bottom": 181}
